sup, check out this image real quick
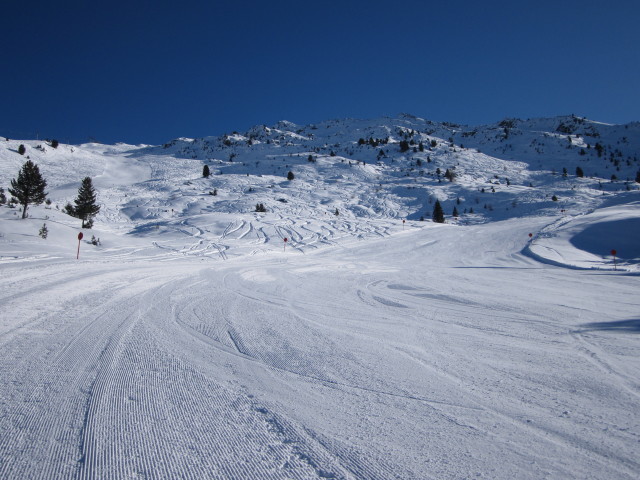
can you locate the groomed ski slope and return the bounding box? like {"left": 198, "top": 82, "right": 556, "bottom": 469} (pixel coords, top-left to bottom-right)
{"left": 1, "top": 215, "right": 639, "bottom": 479}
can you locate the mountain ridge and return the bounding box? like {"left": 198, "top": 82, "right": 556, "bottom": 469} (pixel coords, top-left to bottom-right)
{"left": 1, "top": 113, "right": 638, "bottom": 262}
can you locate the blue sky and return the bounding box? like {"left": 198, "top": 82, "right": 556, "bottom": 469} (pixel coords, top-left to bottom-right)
{"left": 2, "top": 0, "right": 639, "bottom": 145}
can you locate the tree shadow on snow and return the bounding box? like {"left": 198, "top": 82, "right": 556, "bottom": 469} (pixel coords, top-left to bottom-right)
{"left": 580, "top": 319, "right": 640, "bottom": 333}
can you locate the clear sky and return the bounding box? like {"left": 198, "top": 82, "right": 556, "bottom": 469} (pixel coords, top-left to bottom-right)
{"left": 2, "top": 0, "right": 639, "bottom": 145}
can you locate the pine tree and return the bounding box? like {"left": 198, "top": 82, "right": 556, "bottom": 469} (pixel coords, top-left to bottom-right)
{"left": 636, "top": 170, "right": 640, "bottom": 184}
{"left": 444, "top": 169, "right": 456, "bottom": 182}
{"left": 39, "top": 223, "right": 48, "bottom": 239}
{"left": 71, "top": 177, "right": 100, "bottom": 228}
{"left": 18, "top": 144, "right": 26, "bottom": 155}
{"left": 0, "top": 187, "right": 6, "bottom": 205}
{"left": 576, "top": 166, "right": 584, "bottom": 178}
{"left": 203, "top": 164, "right": 210, "bottom": 177}
{"left": 452, "top": 206, "right": 459, "bottom": 217}
{"left": 594, "top": 143, "right": 603, "bottom": 157}
{"left": 432, "top": 200, "right": 445, "bottom": 223}
{"left": 287, "top": 171, "right": 295, "bottom": 181}
{"left": 9, "top": 160, "right": 48, "bottom": 218}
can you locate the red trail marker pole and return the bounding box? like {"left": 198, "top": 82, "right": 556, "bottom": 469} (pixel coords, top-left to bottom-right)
{"left": 77, "top": 232, "right": 84, "bottom": 259}
{"left": 283, "top": 237, "right": 288, "bottom": 252}
{"left": 611, "top": 249, "right": 617, "bottom": 271}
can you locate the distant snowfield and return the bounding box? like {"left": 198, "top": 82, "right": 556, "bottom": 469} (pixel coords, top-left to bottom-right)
{"left": 1, "top": 116, "right": 639, "bottom": 478}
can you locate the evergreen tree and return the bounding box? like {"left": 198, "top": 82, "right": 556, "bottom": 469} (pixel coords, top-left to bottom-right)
{"left": 452, "top": 206, "right": 459, "bottom": 217}
{"left": 71, "top": 177, "right": 100, "bottom": 228}
{"left": 50, "top": 139, "right": 59, "bottom": 148}
{"left": 432, "top": 200, "right": 445, "bottom": 223}
{"left": 287, "top": 171, "right": 295, "bottom": 181}
{"left": 576, "top": 166, "right": 584, "bottom": 178}
{"left": 594, "top": 143, "right": 603, "bottom": 157}
{"left": 18, "top": 144, "right": 26, "bottom": 155}
{"left": 9, "top": 160, "right": 48, "bottom": 218}
{"left": 203, "top": 164, "right": 210, "bottom": 177}
{"left": 0, "top": 187, "right": 6, "bottom": 205}
{"left": 636, "top": 170, "right": 640, "bottom": 184}
{"left": 444, "top": 168, "right": 456, "bottom": 182}
{"left": 399, "top": 140, "right": 410, "bottom": 153}
{"left": 39, "top": 223, "right": 48, "bottom": 239}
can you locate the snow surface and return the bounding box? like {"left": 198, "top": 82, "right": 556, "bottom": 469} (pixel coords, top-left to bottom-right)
{"left": 1, "top": 116, "right": 639, "bottom": 479}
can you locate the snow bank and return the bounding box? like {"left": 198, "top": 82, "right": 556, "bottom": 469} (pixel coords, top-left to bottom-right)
{"left": 525, "top": 202, "right": 640, "bottom": 272}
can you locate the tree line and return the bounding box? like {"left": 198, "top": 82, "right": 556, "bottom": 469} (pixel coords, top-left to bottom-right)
{"left": 3, "top": 160, "right": 100, "bottom": 228}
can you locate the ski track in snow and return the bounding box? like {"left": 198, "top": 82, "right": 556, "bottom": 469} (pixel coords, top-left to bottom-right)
{"left": 2, "top": 129, "right": 640, "bottom": 477}
{"left": 1, "top": 220, "right": 640, "bottom": 479}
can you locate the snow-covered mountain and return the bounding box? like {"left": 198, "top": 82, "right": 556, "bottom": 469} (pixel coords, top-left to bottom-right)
{"left": 1, "top": 115, "right": 639, "bottom": 479}
{"left": 1, "top": 113, "right": 638, "bottom": 264}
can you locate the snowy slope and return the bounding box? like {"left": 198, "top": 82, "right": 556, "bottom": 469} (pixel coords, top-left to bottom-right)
{"left": 2, "top": 114, "right": 639, "bottom": 266}
{"left": 0, "top": 116, "right": 639, "bottom": 479}
{"left": 1, "top": 218, "right": 639, "bottom": 479}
